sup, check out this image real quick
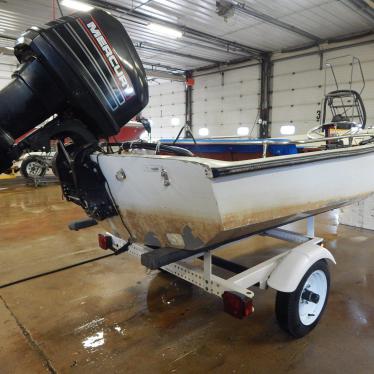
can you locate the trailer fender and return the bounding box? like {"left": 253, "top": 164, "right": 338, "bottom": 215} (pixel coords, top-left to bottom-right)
{"left": 267, "top": 242, "right": 335, "bottom": 293}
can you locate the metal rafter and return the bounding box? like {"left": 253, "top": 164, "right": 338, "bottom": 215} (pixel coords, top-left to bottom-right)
{"left": 144, "top": 68, "right": 185, "bottom": 81}
{"left": 86, "top": 0, "right": 265, "bottom": 58}
{"left": 226, "top": 1, "right": 322, "bottom": 43}
{"left": 134, "top": 42, "right": 225, "bottom": 64}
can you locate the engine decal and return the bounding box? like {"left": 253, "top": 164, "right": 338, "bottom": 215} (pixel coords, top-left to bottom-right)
{"left": 79, "top": 16, "right": 135, "bottom": 103}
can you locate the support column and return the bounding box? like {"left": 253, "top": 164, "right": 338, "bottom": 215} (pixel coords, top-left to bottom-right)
{"left": 259, "top": 54, "right": 272, "bottom": 138}
{"left": 185, "top": 70, "right": 194, "bottom": 138}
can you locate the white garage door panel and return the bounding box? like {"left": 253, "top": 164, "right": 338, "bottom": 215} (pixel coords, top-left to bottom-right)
{"left": 192, "top": 65, "right": 260, "bottom": 136}
{"left": 223, "top": 109, "right": 259, "bottom": 124}
{"left": 326, "top": 44, "right": 374, "bottom": 62}
{"left": 272, "top": 87, "right": 323, "bottom": 107}
{"left": 272, "top": 103, "right": 320, "bottom": 122}
{"left": 273, "top": 70, "right": 323, "bottom": 91}
{"left": 160, "top": 106, "right": 185, "bottom": 117}
{"left": 143, "top": 81, "right": 186, "bottom": 138}
{"left": 222, "top": 97, "right": 258, "bottom": 111}
{"left": 364, "top": 99, "right": 374, "bottom": 123}
{"left": 194, "top": 99, "right": 223, "bottom": 113}
{"left": 274, "top": 55, "right": 320, "bottom": 75}
{"left": 224, "top": 66, "right": 259, "bottom": 81}
{"left": 271, "top": 43, "right": 374, "bottom": 136}
{"left": 151, "top": 126, "right": 182, "bottom": 140}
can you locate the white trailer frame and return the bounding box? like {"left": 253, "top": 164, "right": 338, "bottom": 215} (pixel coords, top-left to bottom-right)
{"left": 107, "top": 217, "right": 335, "bottom": 302}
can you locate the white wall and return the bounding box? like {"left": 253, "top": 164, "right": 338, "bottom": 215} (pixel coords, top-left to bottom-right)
{"left": 142, "top": 80, "right": 186, "bottom": 140}
{"left": 0, "top": 55, "right": 17, "bottom": 90}
{"left": 142, "top": 41, "right": 374, "bottom": 140}
{"left": 192, "top": 65, "right": 260, "bottom": 137}
{"left": 271, "top": 43, "right": 374, "bottom": 137}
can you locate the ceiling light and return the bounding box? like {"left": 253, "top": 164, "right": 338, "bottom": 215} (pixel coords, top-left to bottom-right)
{"left": 5, "top": 47, "right": 14, "bottom": 50}
{"left": 61, "top": 0, "right": 94, "bottom": 12}
{"left": 147, "top": 23, "right": 182, "bottom": 39}
{"left": 198, "top": 127, "right": 209, "bottom": 137}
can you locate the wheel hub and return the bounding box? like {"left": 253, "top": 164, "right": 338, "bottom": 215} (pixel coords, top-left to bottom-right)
{"left": 298, "top": 269, "right": 327, "bottom": 325}
{"left": 26, "top": 161, "right": 44, "bottom": 177}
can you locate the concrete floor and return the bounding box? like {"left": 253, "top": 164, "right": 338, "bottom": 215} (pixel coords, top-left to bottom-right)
{"left": 1, "top": 184, "right": 374, "bottom": 373}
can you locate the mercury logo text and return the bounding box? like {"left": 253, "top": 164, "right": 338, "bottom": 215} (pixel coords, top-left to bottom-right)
{"left": 87, "top": 21, "right": 129, "bottom": 90}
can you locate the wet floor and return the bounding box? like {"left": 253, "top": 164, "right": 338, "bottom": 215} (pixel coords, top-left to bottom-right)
{"left": 1, "top": 185, "right": 374, "bottom": 373}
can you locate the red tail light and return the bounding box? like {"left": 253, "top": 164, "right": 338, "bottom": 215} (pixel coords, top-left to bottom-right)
{"left": 98, "top": 234, "right": 112, "bottom": 250}
{"left": 222, "top": 291, "right": 254, "bottom": 319}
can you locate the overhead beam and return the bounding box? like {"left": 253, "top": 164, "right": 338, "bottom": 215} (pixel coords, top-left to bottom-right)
{"left": 86, "top": 0, "right": 265, "bottom": 58}
{"left": 134, "top": 42, "right": 224, "bottom": 64}
{"left": 224, "top": 1, "right": 322, "bottom": 43}
{"left": 145, "top": 69, "right": 185, "bottom": 82}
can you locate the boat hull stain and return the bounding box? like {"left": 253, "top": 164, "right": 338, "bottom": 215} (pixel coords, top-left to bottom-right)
{"left": 98, "top": 192, "right": 372, "bottom": 251}
{"left": 222, "top": 193, "right": 373, "bottom": 230}
{"left": 118, "top": 210, "right": 220, "bottom": 250}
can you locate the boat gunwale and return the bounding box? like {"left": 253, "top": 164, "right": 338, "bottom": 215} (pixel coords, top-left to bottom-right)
{"left": 210, "top": 143, "right": 374, "bottom": 177}
{"left": 96, "top": 142, "right": 374, "bottom": 178}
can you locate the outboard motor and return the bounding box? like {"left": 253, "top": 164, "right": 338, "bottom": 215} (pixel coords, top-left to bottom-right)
{"left": 0, "top": 9, "right": 148, "bottom": 220}
{"left": 0, "top": 8, "right": 148, "bottom": 172}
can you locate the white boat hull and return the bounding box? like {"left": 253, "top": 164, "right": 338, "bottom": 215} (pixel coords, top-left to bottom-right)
{"left": 95, "top": 144, "right": 374, "bottom": 250}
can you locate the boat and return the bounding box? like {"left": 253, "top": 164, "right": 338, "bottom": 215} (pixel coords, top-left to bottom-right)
{"left": 2, "top": 8, "right": 372, "bottom": 338}
{"left": 0, "top": 9, "right": 373, "bottom": 252}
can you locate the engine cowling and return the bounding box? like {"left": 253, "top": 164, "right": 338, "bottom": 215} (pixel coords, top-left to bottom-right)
{"left": 0, "top": 8, "right": 149, "bottom": 172}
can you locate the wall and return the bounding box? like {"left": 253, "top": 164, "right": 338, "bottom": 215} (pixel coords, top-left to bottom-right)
{"left": 0, "top": 54, "right": 17, "bottom": 90}
{"left": 142, "top": 80, "right": 186, "bottom": 140}
{"left": 192, "top": 65, "right": 260, "bottom": 137}
{"left": 271, "top": 43, "right": 374, "bottom": 137}
{"left": 186, "top": 41, "right": 374, "bottom": 139}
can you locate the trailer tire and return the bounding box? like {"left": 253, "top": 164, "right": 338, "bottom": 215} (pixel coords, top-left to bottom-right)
{"left": 20, "top": 156, "right": 48, "bottom": 179}
{"left": 275, "top": 259, "right": 330, "bottom": 338}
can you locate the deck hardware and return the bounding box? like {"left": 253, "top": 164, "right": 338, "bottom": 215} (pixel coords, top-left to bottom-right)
{"left": 161, "top": 168, "right": 170, "bottom": 186}
{"left": 115, "top": 168, "right": 126, "bottom": 181}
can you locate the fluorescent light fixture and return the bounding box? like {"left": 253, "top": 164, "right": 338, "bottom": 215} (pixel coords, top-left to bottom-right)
{"left": 280, "top": 125, "right": 295, "bottom": 135}
{"left": 148, "top": 23, "right": 182, "bottom": 39}
{"left": 198, "top": 127, "right": 209, "bottom": 136}
{"left": 5, "top": 47, "right": 14, "bottom": 51}
{"left": 237, "top": 126, "right": 249, "bottom": 136}
{"left": 61, "top": 0, "right": 94, "bottom": 12}
{"left": 171, "top": 117, "right": 180, "bottom": 126}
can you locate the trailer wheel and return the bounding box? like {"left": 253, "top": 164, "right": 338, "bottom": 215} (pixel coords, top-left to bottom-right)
{"left": 275, "top": 259, "right": 330, "bottom": 338}
{"left": 20, "top": 156, "right": 48, "bottom": 179}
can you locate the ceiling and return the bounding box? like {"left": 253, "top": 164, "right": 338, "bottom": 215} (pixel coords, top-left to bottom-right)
{"left": 0, "top": 0, "right": 373, "bottom": 75}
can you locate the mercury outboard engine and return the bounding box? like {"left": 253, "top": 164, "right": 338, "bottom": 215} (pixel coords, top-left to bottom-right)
{"left": 0, "top": 9, "right": 148, "bottom": 219}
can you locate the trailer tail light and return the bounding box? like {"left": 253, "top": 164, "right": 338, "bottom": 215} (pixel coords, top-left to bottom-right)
{"left": 98, "top": 234, "right": 112, "bottom": 250}
{"left": 222, "top": 291, "right": 254, "bottom": 319}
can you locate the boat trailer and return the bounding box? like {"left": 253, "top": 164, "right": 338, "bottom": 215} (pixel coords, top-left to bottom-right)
{"left": 86, "top": 217, "right": 335, "bottom": 338}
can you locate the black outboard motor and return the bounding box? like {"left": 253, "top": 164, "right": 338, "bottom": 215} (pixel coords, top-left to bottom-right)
{"left": 0, "top": 9, "right": 148, "bottom": 172}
